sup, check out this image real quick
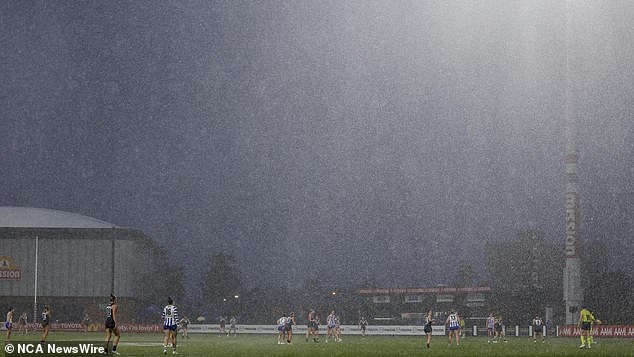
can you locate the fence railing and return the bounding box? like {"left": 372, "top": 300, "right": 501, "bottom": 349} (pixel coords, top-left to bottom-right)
{"left": 3, "top": 322, "right": 633, "bottom": 337}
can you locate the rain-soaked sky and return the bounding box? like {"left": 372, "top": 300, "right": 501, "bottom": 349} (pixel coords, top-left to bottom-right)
{"left": 1, "top": 1, "right": 633, "bottom": 290}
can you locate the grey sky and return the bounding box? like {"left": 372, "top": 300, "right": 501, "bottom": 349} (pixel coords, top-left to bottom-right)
{"left": 1, "top": 1, "right": 632, "bottom": 290}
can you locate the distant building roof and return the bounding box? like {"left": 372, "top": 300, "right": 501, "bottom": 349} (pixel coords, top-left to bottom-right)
{"left": 0, "top": 207, "right": 119, "bottom": 229}
{"left": 356, "top": 286, "right": 492, "bottom": 295}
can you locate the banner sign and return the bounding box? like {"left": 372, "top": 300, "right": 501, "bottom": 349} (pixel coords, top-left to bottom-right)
{"left": 357, "top": 286, "right": 491, "bottom": 295}
{"left": 1, "top": 323, "right": 162, "bottom": 333}
{"left": 187, "top": 324, "right": 446, "bottom": 336}
{"left": 0, "top": 256, "right": 21, "bottom": 280}
{"left": 2, "top": 323, "right": 447, "bottom": 336}
{"left": 564, "top": 191, "right": 580, "bottom": 258}
{"left": 117, "top": 324, "right": 163, "bottom": 333}
{"left": 7, "top": 322, "right": 633, "bottom": 338}
{"left": 16, "top": 323, "right": 86, "bottom": 332}
{"left": 558, "top": 325, "right": 634, "bottom": 338}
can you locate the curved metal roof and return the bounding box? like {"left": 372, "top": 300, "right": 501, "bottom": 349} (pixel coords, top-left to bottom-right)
{"left": 0, "top": 207, "right": 119, "bottom": 228}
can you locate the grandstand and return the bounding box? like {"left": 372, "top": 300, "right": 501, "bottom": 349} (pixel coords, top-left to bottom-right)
{"left": 0, "top": 206, "right": 163, "bottom": 324}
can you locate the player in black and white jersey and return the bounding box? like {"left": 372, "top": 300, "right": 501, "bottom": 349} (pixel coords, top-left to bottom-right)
{"left": 423, "top": 309, "right": 435, "bottom": 349}
{"left": 284, "top": 312, "right": 296, "bottom": 344}
{"left": 18, "top": 311, "right": 28, "bottom": 335}
{"left": 104, "top": 295, "right": 121, "bottom": 355}
{"left": 219, "top": 316, "right": 227, "bottom": 335}
{"left": 41, "top": 305, "right": 51, "bottom": 345}
{"left": 228, "top": 316, "right": 238, "bottom": 337}
{"left": 83, "top": 312, "right": 90, "bottom": 334}
{"left": 532, "top": 315, "right": 545, "bottom": 343}
{"left": 306, "top": 310, "right": 318, "bottom": 342}
{"left": 179, "top": 316, "right": 190, "bottom": 339}
{"left": 162, "top": 297, "right": 179, "bottom": 355}
{"left": 314, "top": 314, "right": 321, "bottom": 342}
{"left": 494, "top": 315, "right": 507, "bottom": 343}
{"left": 359, "top": 317, "right": 368, "bottom": 339}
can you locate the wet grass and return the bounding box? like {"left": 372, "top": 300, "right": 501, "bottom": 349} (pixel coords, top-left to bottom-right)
{"left": 4, "top": 332, "right": 633, "bottom": 356}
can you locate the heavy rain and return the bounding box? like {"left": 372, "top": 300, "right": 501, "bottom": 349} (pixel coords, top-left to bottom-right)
{"left": 1, "top": 1, "right": 633, "bottom": 355}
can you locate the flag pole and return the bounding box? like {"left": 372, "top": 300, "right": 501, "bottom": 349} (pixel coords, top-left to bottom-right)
{"left": 34, "top": 235, "right": 39, "bottom": 323}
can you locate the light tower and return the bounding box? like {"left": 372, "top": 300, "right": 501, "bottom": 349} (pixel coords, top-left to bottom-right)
{"left": 562, "top": 0, "right": 582, "bottom": 325}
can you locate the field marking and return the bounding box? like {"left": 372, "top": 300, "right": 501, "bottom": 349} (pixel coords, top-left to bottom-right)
{"left": 119, "top": 342, "right": 164, "bottom": 347}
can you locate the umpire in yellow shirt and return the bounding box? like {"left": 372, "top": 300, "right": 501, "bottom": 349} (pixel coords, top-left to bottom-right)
{"left": 578, "top": 307, "right": 596, "bottom": 349}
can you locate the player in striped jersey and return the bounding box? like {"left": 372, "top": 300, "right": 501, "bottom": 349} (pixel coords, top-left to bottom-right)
{"left": 325, "top": 310, "right": 336, "bottom": 343}
{"left": 486, "top": 313, "right": 495, "bottom": 343}
{"left": 334, "top": 315, "right": 342, "bottom": 342}
{"left": 104, "top": 295, "right": 120, "bottom": 355}
{"left": 18, "top": 311, "right": 28, "bottom": 336}
{"left": 494, "top": 315, "right": 506, "bottom": 343}
{"left": 5, "top": 307, "right": 14, "bottom": 343}
{"left": 446, "top": 310, "right": 460, "bottom": 346}
{"left": 359, "top": 317, "right": 368, "bottom": 339}
{"left": 179, "top": 316, "right": 190, "bottom": 339}
{"left": 229, "top": 316, "right": 238, "bottom": 337}
{"left": 277, "top": 314, "right": 287, "bottom": 344}
{"left": 162, "top": 297, "right": 179, "bottom": 355}
{"left": 532, "top": 316, "right": 545, "bottom": 343}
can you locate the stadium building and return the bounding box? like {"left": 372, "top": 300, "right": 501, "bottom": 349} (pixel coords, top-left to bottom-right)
{"left": 0, "top": 207, "right": 164, "bottom": 324}
{"left": 355, "top": 285, "right": 493, "bottom": 324}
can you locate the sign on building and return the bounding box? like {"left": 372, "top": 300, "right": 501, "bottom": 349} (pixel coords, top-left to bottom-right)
{"left": 0, "top": 256, "right": 21, "bottom": 280}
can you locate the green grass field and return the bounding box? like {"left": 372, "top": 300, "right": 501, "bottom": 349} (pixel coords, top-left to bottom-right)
{"left": 4, "top": 332, "right": 633, "bottom": 356}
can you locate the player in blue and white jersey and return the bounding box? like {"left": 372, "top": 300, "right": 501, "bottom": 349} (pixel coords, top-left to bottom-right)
{"left": 326, "top": 311, "right": 336, "bottom": 343}
{"left": 162, "top": 297, "right": 179, "bottom": 354}
{"left": 277, "top": 314, "right": 287, "bottom": 344}
{"left": 446, "top": 310, "right": 461, "bottom": 346}
{"left": 486, "top": 313, "right": 495, "bottom": 343}
{"left": 335, "top": 315, "right": 342, "bottom": 342}
{"left": 5, "top": 307, "right": 14, "bottom": 343}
